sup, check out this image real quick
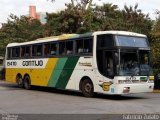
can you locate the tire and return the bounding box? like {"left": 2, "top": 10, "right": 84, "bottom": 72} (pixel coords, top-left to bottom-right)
{"left": 24, "top": 76, "right": 31, "bottom": 90}
{"left": 16, "top": 75, "right": 23, "bottom": 88}
{"left": 81, "top": 79, "right": 94, "bottom": 97}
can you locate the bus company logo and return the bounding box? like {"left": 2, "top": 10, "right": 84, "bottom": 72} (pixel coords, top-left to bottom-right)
{"left": 79, "top": 62, "right": 92, "bottom": 67}
{"left": 22, "top": 60, "right": 43, "bottom": 66}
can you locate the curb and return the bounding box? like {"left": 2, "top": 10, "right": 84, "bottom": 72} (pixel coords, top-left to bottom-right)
{"left": 153, "top": 90, "right": 160, "bottom": 93}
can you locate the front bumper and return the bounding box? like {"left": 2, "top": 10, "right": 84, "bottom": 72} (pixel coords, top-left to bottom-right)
{"left": 114, "top": 83, "right": 154, "bottom": 94}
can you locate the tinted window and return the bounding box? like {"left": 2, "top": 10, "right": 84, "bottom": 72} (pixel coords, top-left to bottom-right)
{"left": 97, "top": 34, "right": 114, "bottom": 48}
{"left": 44, "top": 43, "right": 50, "bottom": 56}
{"left": 21, "top": 46, "right": 31, "bottom": 57}
{"left": 84, "top": 38, "right": 93, "bottom": 53}
{"left": 50, "top": 43, "right": 58, "bottom": 55}
{"left": 76, "top": 40, "right": 83, "bottom": 53}
{"left": 12, "top": 47, "right": 20, "bottom": 58}
{"left": 76, "top": 37, "right": 93, "bottom": 54}
{"left": 59, "top": 42, "right": 65, "bottom": 55}
{"left": 32, "top": 44, "right": 42, "bottom": 56}
{"left": 66, "top": 41, "right": 73, "bottom": 54}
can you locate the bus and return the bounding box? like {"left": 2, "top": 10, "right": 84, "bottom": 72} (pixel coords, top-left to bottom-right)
{"left": 5, "top": 31, "right": 154, "bottom": 97}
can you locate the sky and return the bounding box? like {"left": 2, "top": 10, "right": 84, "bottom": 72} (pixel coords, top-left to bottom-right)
{"left": 0, "top": 0, "right": 159, "bottom": 25}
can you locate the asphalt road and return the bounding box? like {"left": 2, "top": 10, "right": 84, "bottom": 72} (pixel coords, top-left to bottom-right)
{"left": 0, "top": 80, "right": 160, "bottom": 120}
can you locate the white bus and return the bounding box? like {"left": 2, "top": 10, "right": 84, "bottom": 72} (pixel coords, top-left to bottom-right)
{"left": 5, "top": 31, "right": 154, "bottom": 97}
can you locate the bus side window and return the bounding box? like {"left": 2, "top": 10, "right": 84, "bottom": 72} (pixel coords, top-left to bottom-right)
{"left": 32, "top": 44, "right": 42, "bottom": 57}
{"left": 12, "top": 47, "right": 20, "bottom": 58}
{"left": 59, "top": 42, "right": 65, "bottom": 55}
{"left": 25, "top": 46, "right": 31, "bottom": 57}
{"left": 37, "top": 45, "right": 42, "bottom": 56}
{"left": 44, "top": 44, "right": 50, "bottom": 56}
{"left": 84, "top": 38, "right": 93, "bottom": 53}
{"left": 50, "top": 43, "right": 57, "bottom": 55}
{"left": 66, "top": 41, "right": 73, "bottom": 54}
{"left": 76, "top": 40, "right": 83, "bottom": 54}
{"left": 21, "top": 47, "right": 25, "bottom": 57}
{"left": 97, "top": 34, "right": 114, "bottom": 48}
{"left": 76, "top": 38, "right": 93, "bottom": 54}
{"left": 21, "top": 46, "right": 31, "bottom": 58}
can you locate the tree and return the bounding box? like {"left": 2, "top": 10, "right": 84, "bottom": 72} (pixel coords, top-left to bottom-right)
{"left": 0, "top": 14, "right": 45, "bottom": 56}
{"left": 150, "top": 10, "right": 160, "bottom": 71}
{"left": 120, "top": 4, "right": 153, "bottom": 35}
{"left": 46, "top": 2, "right": 95, "bottom": 35}
{"left": 46, "top": 2, "right": 153, "bottom": 35}
{"left": 93, "top": 3, "right": 121, "bottom": 30}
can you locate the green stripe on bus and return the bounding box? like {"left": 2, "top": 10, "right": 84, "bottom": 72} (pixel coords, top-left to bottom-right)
{"left": 48, "top": 58, "right": 68, "bottom": 87}
{"left": 55, "top": 57, "right": 79, "bottom": 89}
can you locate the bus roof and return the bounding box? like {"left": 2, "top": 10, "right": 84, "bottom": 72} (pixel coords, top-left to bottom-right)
{"left": 94, "top": 31, "right": 146, "bottom": 37}
{"left": 7, "top": 31, "right": 146, "bottom": 47}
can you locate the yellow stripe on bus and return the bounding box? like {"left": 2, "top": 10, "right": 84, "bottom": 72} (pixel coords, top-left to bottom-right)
{"left": 30, "top": 58, "right": 58, "bottom": 86}
{"left": 5, "top": 58, "right": 58, "bottom": 86}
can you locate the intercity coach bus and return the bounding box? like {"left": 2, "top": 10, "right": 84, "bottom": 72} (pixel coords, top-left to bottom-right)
{"left": 5, "top": 31, "right": 154, "bottom": 97}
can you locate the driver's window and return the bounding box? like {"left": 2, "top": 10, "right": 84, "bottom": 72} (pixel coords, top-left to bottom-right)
{"left": 140, "top": 52, "right": 149, "bottom": 65}
{"left": 139, "top": 51, "right": 150, "bottom": 75}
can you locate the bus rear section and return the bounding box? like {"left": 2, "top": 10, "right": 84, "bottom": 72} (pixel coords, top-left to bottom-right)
{"left": 5, "top": 34, "right": 96, "bottom": 96}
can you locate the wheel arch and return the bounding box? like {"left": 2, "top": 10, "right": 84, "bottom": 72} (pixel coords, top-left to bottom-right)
{"left": 23, "top": 73, "right": 30, "bottom": 79}
{"left": 16, "top": 73, "right": 22, "bottom": 82}
{"left": 79, "top": 76, "right": 94, "bottom": 91}
{"left": 16, "top": 73, "right": 22, "bottom": 78}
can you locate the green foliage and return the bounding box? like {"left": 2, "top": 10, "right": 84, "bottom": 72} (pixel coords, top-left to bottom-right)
{"left": 150, "top": 12, "right": 160, "bottom": 70}
{"left": 121, "top": 4, "right": 151, "bottom": 34}
{"left": 0, "top": 1, "right": 155, "bottom": 63}
{"left": 46, "top": 3, "right": 95, "bottom": 34}
{"left": 0, "top": 14, "right": 45, "bottom": 56}
{"left": 46, "top": 3, "right": 153, "bottom": 35}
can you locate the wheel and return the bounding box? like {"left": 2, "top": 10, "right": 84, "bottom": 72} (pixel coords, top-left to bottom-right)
{"left": 24, "top": 76, "right": 31, "bottom": 90}
{"left": 81, "top": 79, "right": 94, "bottom": 97}
{"left": 16, "top": 75, "right": 23, "bottom": 88}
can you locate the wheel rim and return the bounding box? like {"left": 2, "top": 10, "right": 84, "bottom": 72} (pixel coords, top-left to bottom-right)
{"left": 16, "top": 76, "right": 23, "bottom": 87}
{"left": 18, "top": 78, "right": 23, "bottom": 85}
{"left": 84, "top": 83, "right": 92, "bottom": 93}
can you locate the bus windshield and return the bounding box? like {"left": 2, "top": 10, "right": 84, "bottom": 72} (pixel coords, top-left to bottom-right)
{"left": 115, "top": 35, "right": 149, "bottom": 48}
{"left": 96, "top": 34, "right": 153, "bottom": 78}
{"left": 117, "top": 50, "right": 153, "bottom": 76}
